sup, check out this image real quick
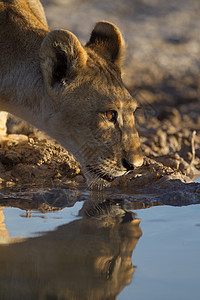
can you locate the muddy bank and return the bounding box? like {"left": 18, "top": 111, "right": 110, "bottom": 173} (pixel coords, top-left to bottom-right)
{"left": 0, "top": 134, "right": 81, "bottom": 191}
{"left": 0, "top": 132, "right": 199, "bottom": 189}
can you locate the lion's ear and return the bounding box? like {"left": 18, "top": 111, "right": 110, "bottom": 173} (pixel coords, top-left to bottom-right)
{"left": 86, "top": 21, "right": 125, "bottom": 67}
{"left": 39, "top": 30, "right": 87, "bottom": 91}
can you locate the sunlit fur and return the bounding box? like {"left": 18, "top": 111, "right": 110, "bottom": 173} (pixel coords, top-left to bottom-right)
{"left": 0, "top": 0, "right": 143, "bottom": 188}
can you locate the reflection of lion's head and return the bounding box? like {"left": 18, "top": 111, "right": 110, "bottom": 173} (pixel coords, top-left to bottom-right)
{"left": 39, "top": 21, "right": 143, "bottom": 186}
{"left": 0, "top": 202, "right": 142, "bottom": 300}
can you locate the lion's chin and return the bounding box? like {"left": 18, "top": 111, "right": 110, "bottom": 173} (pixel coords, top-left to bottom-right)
{"left": 86, "top": 165, "right": 116, "bottom": 183}
{"left": 84, "top": 165, "right": 128, "bottom": 188}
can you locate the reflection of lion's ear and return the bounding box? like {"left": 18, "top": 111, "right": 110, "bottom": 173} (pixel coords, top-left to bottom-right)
{"left": 86, "top": 21, "right": 125, "bottom": 67}
{"left": 39, "top": 30, "right": 87, "bottom": 91}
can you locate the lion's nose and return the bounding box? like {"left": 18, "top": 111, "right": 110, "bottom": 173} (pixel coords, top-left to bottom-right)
{"left": 122, "top": 155, "right": 143, "bottom": 171}
{"left": 122, "top": 158, "right": 135, "bottom": 171}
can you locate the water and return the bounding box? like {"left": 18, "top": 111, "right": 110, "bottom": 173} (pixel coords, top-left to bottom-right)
{"left": 0, "top": 187, "right": 200, "bottom": 300}
{"left": 119, "top": 205, "right": 200, "bottom": 300}
{"left": 3, "top": 201, "right": 83, "bottom": 238}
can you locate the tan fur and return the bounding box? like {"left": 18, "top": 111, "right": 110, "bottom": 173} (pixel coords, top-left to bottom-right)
{"left": 0, "top": 0, "right": 143, "bottom": 187}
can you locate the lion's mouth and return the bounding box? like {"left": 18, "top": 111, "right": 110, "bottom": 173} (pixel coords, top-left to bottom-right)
{"left": 86, "top": 165, "right": 115, "bottom": 182}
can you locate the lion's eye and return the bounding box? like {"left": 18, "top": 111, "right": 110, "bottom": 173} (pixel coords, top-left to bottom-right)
{"left": 105, "top": 111, "right": 117, "bottom": 124}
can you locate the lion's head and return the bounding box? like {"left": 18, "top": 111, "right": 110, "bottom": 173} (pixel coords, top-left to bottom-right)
{"left": 39, "top": 21, "right": 143, "bottom": 186}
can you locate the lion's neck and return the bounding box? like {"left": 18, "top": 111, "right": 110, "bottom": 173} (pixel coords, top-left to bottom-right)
{"left": 0, "top": 59, "right": 57, "bottom": 134}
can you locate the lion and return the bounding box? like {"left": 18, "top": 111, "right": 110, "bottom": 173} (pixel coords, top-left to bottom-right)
{"left": 0, "top": 0, "right": 143, "bottom": 187}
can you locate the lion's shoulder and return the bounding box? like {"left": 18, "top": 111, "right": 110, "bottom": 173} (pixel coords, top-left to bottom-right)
{"left": 0, "top": 0, "right": 47, "bottom": 28}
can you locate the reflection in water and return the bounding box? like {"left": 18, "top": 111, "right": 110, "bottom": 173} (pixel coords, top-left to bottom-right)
{"left": 0, "top": 200, "right": 142, "bottom": 300}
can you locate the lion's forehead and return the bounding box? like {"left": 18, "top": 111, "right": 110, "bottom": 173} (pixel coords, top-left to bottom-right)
{"left": 85, "top": 50, "right": 122, "bottom": 84}
{"left": 77, "top": 52, "right": 138, "bottom": 112}
{"left": 104, "top": 92, "right": 138, "bottom": 112}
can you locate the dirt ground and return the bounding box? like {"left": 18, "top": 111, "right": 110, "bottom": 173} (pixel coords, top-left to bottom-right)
{"left": 0, "top": 0, "right": 200, "bottom": 204}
